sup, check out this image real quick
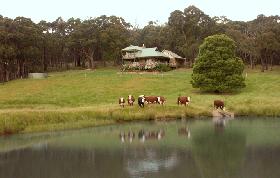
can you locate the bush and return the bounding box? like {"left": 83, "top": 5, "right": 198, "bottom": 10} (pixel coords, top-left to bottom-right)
{"left": 122, "top": 64, "right": 140, "bottom": 71}
{"left": 155, "top": 64, "right": 172, "bottom": 72}
{"left": 122, "top": 63, "right": 171, "bottom": 72}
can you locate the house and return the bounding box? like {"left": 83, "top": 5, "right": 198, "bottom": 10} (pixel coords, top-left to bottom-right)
{"left": 162, "top": 50, "right": 186, "bottom": 68}
{"left": 121, "top": 45, "right": 186, "bottom": 70}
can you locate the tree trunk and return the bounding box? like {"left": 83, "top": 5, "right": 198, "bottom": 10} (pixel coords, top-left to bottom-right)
{"left": 89, "top": 55, "right": 94, "bottom": 69}
{"left": 84, "top": 48, "right": 95, "bottom": 69}
{"left": 260, "top": 57, "right": 265, "bottom": 72}
{"left": 265, "top": 56, "right": 268, "bottom": 70}
{"left": 5, "top": 66, "right": 9, "bottom": 82}
{"left": 270, "top": 55, "right": 274, "bottom": 71}
{"left": 77, "top": 56, "right": 81, "bottom": 67}
{"left": 0, "top": 64, "right": 3, "bottom": 83}
{"left": 0, "top": 63, "right": 6, "bottom": 83}
{"left": 19, "top": 60, "right": 25, "bottom": 79}
{"left": 75, "top": 50, "right": 81, "bottom": 67}
{"left": 249, "top": 55, "right": 254, "bottom": 69}
{"left": 17, "top": 59, "right": 21, "bottom": 78}
{"left": 43, "top": 45, "right": 48, "bottom": 72}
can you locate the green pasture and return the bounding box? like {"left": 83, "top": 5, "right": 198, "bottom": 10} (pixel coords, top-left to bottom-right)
{"left": 0, "top": 67, "right": 279, "bottom": 134}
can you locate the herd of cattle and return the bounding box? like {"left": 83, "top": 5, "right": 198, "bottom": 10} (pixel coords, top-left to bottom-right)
{"left": 119, "top": 95, "right": 190, "bottom": 107}
{"left": 119, "top": 95, "right": 225, "bottom": 110}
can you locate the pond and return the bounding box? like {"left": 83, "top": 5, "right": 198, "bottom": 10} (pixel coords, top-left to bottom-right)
{"left": 0, "top": 118, "right": 280, "bottom": 178}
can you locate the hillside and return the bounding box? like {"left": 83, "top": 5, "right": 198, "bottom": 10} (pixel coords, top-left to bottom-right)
{"left": 0, "top": 68, "right": 279, "bottom": 134}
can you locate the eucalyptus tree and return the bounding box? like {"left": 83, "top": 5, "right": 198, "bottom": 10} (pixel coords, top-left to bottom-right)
{"left": 0, "top": 16, "right": 16, "bottom": 82}
{"left": 139, "top": 21, "right": 163, "bottom": 49}
{"left": 50, "top": 17, "right": 68, "bottom": 69}
{"left": 167, "top": 6, "right": 218, "bottom": 63}
{"left": 251, "top": 15, "right": 280, "bottom": 71}
{"left": 65, "top": 18, "right": 83, "bottom": 67}
{"left": 224, "top": 21, "right": 257, "bottom": 69}
{"left": 62, "top": 15, "right": 132, "bottom": 68}
{"left": 98, "top": 15, "right": 131, "bottom": 65}
{"left": 1, "top": 5, "right": 280, "bottom": 83}
{"left": 38, "top": 20, "right": 52, "bottom": 71}
{"left": 10, "top": 17, "right": 41, "bottom": 77}
{"left": 0, "top": 16, "right": 42, "bottom": 81}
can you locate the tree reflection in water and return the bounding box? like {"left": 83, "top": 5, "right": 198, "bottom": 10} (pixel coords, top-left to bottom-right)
{"left": 1, "top": 119, "right": 280, "bottom": 178}
{"left": 191, "top": 118, "right": 246, "bottom": 178}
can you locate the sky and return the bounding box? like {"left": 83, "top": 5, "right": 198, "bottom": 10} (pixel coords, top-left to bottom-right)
{"left": 0, "top": 0, "right": 279, "bottom": 27}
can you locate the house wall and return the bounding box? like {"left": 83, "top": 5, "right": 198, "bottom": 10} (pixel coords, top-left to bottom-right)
{"left": 123, "top": 58, "right": 172, "bottom": 70}
{"left": 169, "top": 58, "right": 177, "bottom": 67}
{"left": 122, "top": 52, "right": 137, "bottom": 59}
{"left": 176, "top": 59, "right": 186, "bottom": 67}
{"left": 169, "top": 58, "right": 187, "bottom": 68}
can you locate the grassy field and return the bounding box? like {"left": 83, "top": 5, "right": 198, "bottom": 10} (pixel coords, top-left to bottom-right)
{"left": 0, "top": 67, "right": 279, "bottom": 135}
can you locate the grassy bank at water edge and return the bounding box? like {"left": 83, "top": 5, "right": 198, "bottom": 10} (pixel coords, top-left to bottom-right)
{"left": 0, "top": 67, "right": 280, "bottom": 135}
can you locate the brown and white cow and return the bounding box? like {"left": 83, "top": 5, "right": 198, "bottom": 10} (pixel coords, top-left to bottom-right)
{"left": 144, "top": 96, "right": 165, "bottom": 105}
{"left": 144, "top": 96, "right": 158, "bottom": 104}
{"left": 119, "top": 97, "right": 125, "bottom": 107}
{"left": 127, "top": 95, "right": 135, "bottom": 106}
{"left": 214, "top": 100, "right": 224, "bottom": 110}
{"left": 156, "top": 96, "right": 166, "bottom": 105}
{"left": 177, "top": 96, "right": 191, "bottom": 106}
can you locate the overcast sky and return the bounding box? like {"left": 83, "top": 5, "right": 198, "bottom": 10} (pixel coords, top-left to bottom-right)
{"left": 0, "top": 0, "right": 279, "bottom": 27}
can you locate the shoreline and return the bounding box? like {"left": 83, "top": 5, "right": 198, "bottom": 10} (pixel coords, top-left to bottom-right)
{"left": 1, "top": 105, "right": 279, "bottom": 136}
{"left": 0, "top": 68, "right": 279, "bottom": 136}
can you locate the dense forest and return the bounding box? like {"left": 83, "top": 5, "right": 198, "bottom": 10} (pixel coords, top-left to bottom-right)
{"left": 0, "top": 5, "right": 279, "bottom": 82}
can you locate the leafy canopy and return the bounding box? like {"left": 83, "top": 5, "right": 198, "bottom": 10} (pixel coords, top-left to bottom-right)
{"left": 191, "top": 34, "right": 246, "bottom": 92}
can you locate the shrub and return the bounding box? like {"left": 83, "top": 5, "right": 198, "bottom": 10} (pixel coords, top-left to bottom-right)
{"left": 155, "top": 63, "right": 172, "bottom": 72}
{"left": 122, "top": 63, "right": 171, "bottom": 72}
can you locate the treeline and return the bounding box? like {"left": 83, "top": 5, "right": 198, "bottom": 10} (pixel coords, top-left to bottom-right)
{"left": 0, "top": 15, "right": 132, "bottom": 82}
{"left": 1, "top": 5, "right": 280, "bottom": 82}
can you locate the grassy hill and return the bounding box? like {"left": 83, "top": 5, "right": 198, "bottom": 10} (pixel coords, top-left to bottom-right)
{"left": 0, "top": 67, "right": 279, "bottom": 134}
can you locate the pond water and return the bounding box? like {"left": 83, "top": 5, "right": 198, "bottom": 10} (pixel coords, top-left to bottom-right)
{"left": 0, "top": 118, "right": 280, "bottom": 178}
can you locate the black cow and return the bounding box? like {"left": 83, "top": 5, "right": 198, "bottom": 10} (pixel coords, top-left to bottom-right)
{"left": 138, "top": 95, "right": 145, "bottom": 108}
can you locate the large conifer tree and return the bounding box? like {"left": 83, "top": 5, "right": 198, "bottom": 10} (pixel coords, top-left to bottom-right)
{"left": 191, "top": 34, "right": 246, "bottom": 92}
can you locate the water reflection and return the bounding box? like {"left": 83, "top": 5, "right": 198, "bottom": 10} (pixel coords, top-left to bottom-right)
{"left": 0, "top": 119, "right": 280, "bottom": 178}
{"left": 120, "top": 129, "right": 165, "bottom": 143}
{"left": 178, "top": 127, "right": 191, "bottom": 139}
{"left": 138, "top": 129, "right": 165, "bottom": 142}
{"left": 126, "top": 151, "right": 179, "bottom": 178}
{"left": 212, "top": 116, "right": 235, "bottom": 134}
{"left": 192, "top": 118, "right": 246, "bottom": 178}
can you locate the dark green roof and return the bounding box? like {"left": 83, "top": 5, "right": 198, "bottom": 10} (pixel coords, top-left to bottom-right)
{"left": 122, "top": 45, "right": 169, "bottom": 59}
{"left": 137, "top": 48, "right": 168, "bottom": 58}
